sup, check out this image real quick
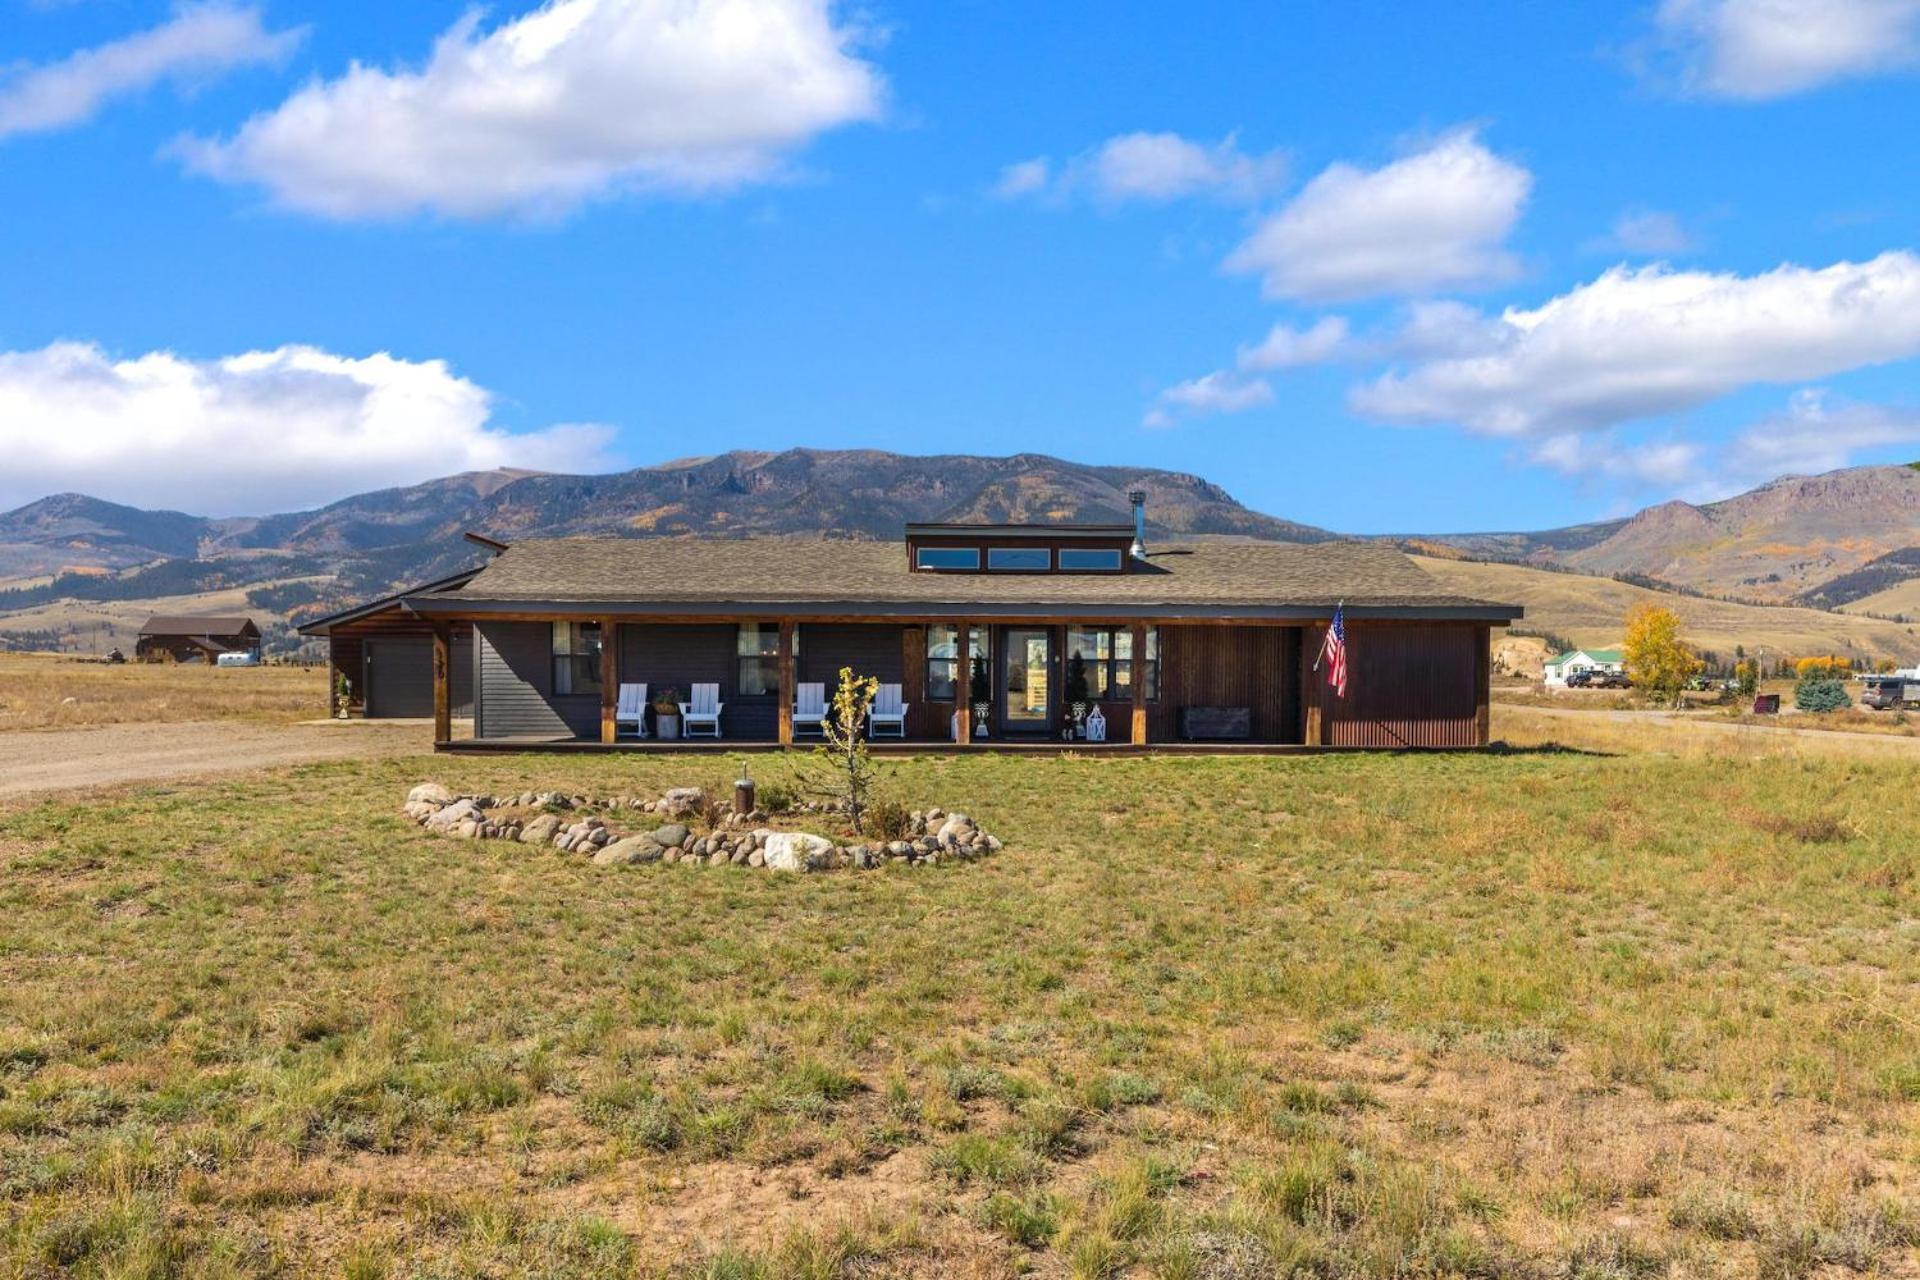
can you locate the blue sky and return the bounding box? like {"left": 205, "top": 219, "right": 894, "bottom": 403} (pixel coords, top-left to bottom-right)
{"left": 1, "top": 0, "right": 1917, "bottom": 532}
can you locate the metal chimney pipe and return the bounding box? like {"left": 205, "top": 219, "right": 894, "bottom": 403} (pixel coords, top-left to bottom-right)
{"left": 1128, "top": 490, "right": 1148, "bottom": 559}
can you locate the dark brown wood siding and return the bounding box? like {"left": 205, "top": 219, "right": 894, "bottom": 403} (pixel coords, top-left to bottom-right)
{"left": 1147, "top": 625, "right": 1300, "bottom": 744}
{"left": 1324, "top": 622, "right": 1480, "bottom": 748}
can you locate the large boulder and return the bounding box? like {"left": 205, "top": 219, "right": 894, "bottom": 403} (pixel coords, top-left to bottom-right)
{"left": 593, "top": 836, "right": 662, "bottom": 867}
{"left": 658, "top": 788, "right": 706, "bottom": 819}
{"left": 519, "top": 814, "right": 563, "bottom": 844}
{"left": 407, "top": 783, "right": 455, "bottom": 806}
{"left": 653, "top": 823, "right": 690, "bottom": 849}
{"left": 762, "top": 831, "right": 834, "bottom": 872}
{"left": 424, "top": 799, "right": 479, "bottom": 832}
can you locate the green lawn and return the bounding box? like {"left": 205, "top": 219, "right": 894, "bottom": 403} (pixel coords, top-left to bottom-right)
{"left": 1, "top": 748, "right": 1915, "bottom": 1278}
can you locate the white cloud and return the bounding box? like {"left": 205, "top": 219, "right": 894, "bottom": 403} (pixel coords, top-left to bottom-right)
{"left": 1351, "top": 251, "right": 1920, "bottom": 435}
{"left": 1590, "top": 208, "right": 1697, "bottom": 256}
{"left": 0, "top": 342, "right": 618, "bottom": 515}
{"left": 1236, "top": 317, "right": 1352, "bottom": 371}
{"left": 0, "top": 3, "right": 302, "bottom": 140}
{"left": 995, "top": 131, "right": 1286, "bottom": 205}
{"left": 1223, "top": 129, "right": 1531, "bottom": 302}
{"left": 180, "top": 0, "right": 884, "bottom": 220}
{"left": 992, "top": 157, "right": 1050, "bottom": 199}
{"left": 1142, "top": 370, "right": 1273, "bottom": 428}
{"left": 1654, "top": 0, "right": 1920, "bottom": 98}
{"left": 1527, "top": 433, "right": 1706, "bottom": 488}
{"left": 1724, "top": 388, "right": 1920, "bottom": 481}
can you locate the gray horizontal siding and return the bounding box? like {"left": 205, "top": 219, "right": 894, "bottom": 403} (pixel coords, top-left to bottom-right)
{"left": 476, "top": 620, "right": 596, "bottom": 739}
{"left": 619, "top": 623, "right": 773, "bottom": 740}
{"left": 799, "top": 624, "right": 904, "bottom": 688}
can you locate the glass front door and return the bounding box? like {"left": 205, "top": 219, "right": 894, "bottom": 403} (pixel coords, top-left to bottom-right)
{"left": 1003, "top": 628, "right": 1052, "bottom": 730}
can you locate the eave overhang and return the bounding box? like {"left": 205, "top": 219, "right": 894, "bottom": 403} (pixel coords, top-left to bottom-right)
{"left": 402, "top": 595, "right": 1523, "bottom": 624}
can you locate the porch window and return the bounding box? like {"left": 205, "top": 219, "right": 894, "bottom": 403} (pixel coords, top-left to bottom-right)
{"left": 551, "top": 621, "right": 602, "bottom": 696}
{"left": 737, "top": 623, "right": 787, "bottom": 696}
{"left": 1066, "top": 626, "right": 1159, "bottom": 702}
{"left": 926, "top": 625, "right": 989, "bottom": 701}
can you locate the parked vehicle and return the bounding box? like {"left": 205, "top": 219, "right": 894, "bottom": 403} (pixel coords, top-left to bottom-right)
{"left": 1861, "top": 669, "right": 1920, "bottom": 709}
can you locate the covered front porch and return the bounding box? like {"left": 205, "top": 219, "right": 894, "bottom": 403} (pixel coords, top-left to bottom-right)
{"left": 423, "top": 616, "right": 1379, "bottom": 751}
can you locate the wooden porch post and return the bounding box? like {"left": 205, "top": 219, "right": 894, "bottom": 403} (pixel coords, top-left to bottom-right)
{"left": 599, "top": 618, "right": 617, "bottom": 744}
{"left": 1474, "top": 623, "right": 1492, "bottom": 747}
{"left": 1130, "top": 622, "right": 1148, "bottom": 745}
{"left": 1303, "top": 624, "right": 1325, "bottom": 747}
{"left": 430, "top": 621, "right": 452, "bottom": 744}
{"left": 954, "top": 623, "right": 971, "bottom": 743}
{"left": 777, "top": 620, "right": 796, "bottom": 746}
{"left": 326, "top": 638, "right": 341, "bottom": 719}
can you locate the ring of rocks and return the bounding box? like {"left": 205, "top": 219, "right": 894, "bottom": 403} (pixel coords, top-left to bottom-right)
{"left": 401, "top": 784, "right": 1003, "bottom": 872}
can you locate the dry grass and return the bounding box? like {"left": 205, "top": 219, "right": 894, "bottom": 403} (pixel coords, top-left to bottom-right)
{"left": 0, "top": 652, "right": 324, "bottom": 731}
{"left": 1, "top": 743, "right": 1916, "bottom": 1277}
{"left": 1414, "top": 555, "right": 1920, "bottom": 660}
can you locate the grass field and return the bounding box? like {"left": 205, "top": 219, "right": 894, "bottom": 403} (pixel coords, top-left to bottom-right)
{"left": 1413, "top": 556, "right": 1920, "bottom": 662}
{"left": 2, "top": 724, "right": 1916, "bottom": 1277}
{"left": 0, "top": 653, "right": 325, "bottom": 731}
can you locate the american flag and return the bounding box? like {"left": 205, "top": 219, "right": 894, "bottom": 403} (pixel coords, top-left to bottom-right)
{"left": 1319, "top": 603, "right": 1349, "bottom": 699}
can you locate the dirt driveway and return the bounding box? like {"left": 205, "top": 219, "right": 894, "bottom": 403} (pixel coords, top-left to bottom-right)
{"left": 0, "top": 720, "right": 431, "bottom": 800}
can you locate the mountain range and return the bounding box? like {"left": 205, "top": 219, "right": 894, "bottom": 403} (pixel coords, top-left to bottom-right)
{"left": 4, "top": 450, "right": 1919, "bottom": 639}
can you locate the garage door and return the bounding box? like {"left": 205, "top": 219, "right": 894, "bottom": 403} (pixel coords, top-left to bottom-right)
{"left": 364, "top": 637, "right": 472, "bottom": 719}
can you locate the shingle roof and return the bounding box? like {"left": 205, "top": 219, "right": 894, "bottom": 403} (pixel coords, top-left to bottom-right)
{"left": 138, "top": 615, "right": 256, "bottom": 636}
{"left": 425, "top": 536, "right": 1519, "bottom": 618}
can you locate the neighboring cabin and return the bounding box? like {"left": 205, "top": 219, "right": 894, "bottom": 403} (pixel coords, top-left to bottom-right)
{"left": 1542, "top": 647, "right": 1625, "bottom": 686}
{"left": 134, "top": 615, "right": 261, "bottom": 664}
{"left": 301, "top": 501, "right": 1521, "bottom": 749}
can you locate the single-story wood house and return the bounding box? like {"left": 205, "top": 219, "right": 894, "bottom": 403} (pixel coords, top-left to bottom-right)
{"left": 1542, "top": 647, "right": 1625, "bottom": 686}
{"left": 135, "top": 615, "right": 261, "bottom": 664}
{"left": 303, "top": 513, "right": 1521, "bottom": 750}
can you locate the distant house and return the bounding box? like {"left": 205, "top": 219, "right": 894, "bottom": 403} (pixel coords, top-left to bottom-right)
{"left": 135, "top": 615, "right": 262, "bottom": 664}
{"left": 301, "top": 500, "right": 1522, "bottom": 749}
{"left": 1543, "top": 647, "right": 1625, "bottom": 686}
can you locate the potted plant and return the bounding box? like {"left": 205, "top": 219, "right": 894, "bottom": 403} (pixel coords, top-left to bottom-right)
{"left": 334, "top": 671, "right": 352, "bottom": 719}
{"left": 968, "top": 654, "right": 991, "bottom": 739}
{"left": 652, "top": 686, "right": 682, "bottom": 739}
{"left": 1065, "top": 653, "right": 1090, "bottom": 737}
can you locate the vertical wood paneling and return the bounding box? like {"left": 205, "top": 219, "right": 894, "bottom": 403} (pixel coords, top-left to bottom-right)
{"left": 1150, "top": 625, "right": 1299, "bottom": 743}
{"left": 1326, "top": 622, "right": 1479, "bottom": 748}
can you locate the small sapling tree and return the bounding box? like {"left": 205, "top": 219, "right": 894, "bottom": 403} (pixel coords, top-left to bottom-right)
{"left": 806, "top": 666, "right": 882, "bottom": 834}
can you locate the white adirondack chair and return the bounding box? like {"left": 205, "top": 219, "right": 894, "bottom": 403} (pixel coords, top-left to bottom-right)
{"left": 680, "top": 682, "right": 724, "bottom": 738}
{"left": 615, "top": 683, "right": 650, "bottom": 739}
{"left": 793, "top": 682, "right": 828, "bottom": 738}
{"left": 869, "top": 683, "right": 908, "bottom": 738}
